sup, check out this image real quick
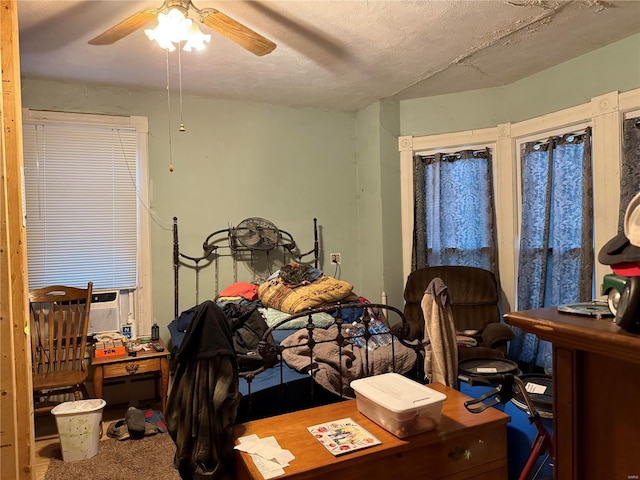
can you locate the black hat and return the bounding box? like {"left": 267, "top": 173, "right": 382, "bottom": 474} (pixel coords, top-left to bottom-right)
{"left": 598, "top": 232, "right": 640, "bottom": 266}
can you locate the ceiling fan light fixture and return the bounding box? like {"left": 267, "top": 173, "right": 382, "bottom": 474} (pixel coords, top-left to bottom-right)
{"left": 145, "top": 7, "right": 198, "bottom": 51}
{"left": 144, "top": 30, "right": 177, "bottom": 51}
{"left": 183, "top": 22, "right": 211, "bottom": 52}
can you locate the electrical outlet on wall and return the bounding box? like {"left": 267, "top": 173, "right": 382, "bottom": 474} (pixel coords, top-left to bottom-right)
{"left": 330, "top": 253, "right": 341, "bottom": 265}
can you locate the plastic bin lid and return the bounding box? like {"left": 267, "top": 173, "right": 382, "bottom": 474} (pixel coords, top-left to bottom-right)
{"left": 51, "top": 399, "right": 106, "bottom": 416}
{"left": 351, "top": 373, "right": 447, "bottom": 413}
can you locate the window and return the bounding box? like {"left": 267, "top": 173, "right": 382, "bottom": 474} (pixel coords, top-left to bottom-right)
{"left": 23, "top": 123, "right": 137, "bottom": 288}
{"left": 512, "top": 129, "right": 593, "bottom": 368}
{"left": 21, "top": 110, "right": 152, "bottom": 332}
{"left": 517, "top": 130, "right": 593, "bottom": 309}
{"left": 620, "top": 112, "right": 640, "bottom": 228}
{"left": 399, "top": 89, "right": 640, "bottom": 368}
{"left": 412, "top": 148, "right": 498, "bottom": 272}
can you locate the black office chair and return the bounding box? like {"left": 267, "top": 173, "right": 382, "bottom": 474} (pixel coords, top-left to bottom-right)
{"left": 403, "top": 266, "right": 514, "bottom": 360}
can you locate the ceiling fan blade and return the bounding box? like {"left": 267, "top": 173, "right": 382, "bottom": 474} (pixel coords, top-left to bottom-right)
{"left": 88, "top": 8, "right": 158, "bottom": 45}
{"left": 199, "top": 10, "right": 276, "bottom": 56}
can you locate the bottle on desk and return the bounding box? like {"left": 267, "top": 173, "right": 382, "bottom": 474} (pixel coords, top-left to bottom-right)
{"left": 151, "top": 323, "right": 160, "bottom": 341}
{"left": 121, "top": 323, "right": 136, "bottom": 341}
{"left": 124, "top": 292, "right": 137, "bottom": 341}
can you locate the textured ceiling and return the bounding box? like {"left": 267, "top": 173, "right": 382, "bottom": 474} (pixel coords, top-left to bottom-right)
{"left": 17, "top": 0, "right": 640, "bottom": 112}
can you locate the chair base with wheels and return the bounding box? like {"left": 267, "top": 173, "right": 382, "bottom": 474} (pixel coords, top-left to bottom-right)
{"left": 461, "top": 373, "right": 554, "bottom": 480}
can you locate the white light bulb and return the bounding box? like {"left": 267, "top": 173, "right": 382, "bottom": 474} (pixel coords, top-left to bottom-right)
{"left": 145, "top": 8, "right": 193, "bottom": 51}
{"left": 183, "top": 23, "right": 211, "bottom": 52}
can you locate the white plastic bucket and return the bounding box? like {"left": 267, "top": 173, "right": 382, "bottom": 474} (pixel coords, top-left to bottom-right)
{"left": 51, "top": 398, "right": 106, "bottom": 461}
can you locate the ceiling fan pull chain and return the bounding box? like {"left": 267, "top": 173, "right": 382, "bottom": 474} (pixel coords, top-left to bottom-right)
{"left": 178, "top": 46, "right": 185, "bottom": 132}
{"left": 166, "top": 49, "right": 174, "bottom": 172}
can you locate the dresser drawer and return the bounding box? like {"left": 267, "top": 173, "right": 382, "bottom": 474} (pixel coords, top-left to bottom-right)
{"left": 410, "top": 424, "right": 507, "bottom": 478}
{"left": 353, "top": 425, "right": 508, "bottom": 480}
{"left": 102, "top": 358, "right": 162, "bottom": 378}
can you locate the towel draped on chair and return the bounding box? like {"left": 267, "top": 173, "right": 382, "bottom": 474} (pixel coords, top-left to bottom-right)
{"left": 421, "top": 278, "right": 459, "bottom": 388}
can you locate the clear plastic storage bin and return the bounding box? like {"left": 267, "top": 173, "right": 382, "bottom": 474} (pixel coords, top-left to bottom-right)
{"left": 351, "top": 373, "right": 447, "bottom": 438}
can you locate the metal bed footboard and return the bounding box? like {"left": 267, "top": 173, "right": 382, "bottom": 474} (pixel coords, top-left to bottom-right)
{"left": 237, "top": 302, "right": 424, "bottom": 418}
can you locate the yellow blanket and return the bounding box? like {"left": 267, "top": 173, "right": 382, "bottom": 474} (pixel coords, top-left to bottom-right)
{"left": 258, "top": 275, "right": 354, "bottom": 314}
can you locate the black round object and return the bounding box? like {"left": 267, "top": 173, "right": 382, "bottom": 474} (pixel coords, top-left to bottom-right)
{"left": 458, "top": 357, "right": 520, "bottom": 376}
{"left": 615, "top": 277, "right": 640, "bottom": 334}
{"left": 511, "top": 374, "right": 553, "bottom": 417}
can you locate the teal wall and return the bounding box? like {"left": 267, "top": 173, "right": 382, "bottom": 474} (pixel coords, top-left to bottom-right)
{"left": 353, "top": 100, "right": 403, "bottom": 310}
{"left": 399, "top": 87, "right": 507, "bottom": 137}
{"left": 21, "top": 79, "right": 361, "bottom": 333}
{"left": 505, "top": 33, "right": 640, "bottom": 123}
{"left": 20, "top": 32, "right": 640, "bottom": 335}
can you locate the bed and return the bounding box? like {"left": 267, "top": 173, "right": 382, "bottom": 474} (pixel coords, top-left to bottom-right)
{"left": 168, "top": 217, "right": 424, "bottom": 422}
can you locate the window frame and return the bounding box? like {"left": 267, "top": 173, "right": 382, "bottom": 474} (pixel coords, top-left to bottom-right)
{"left": 21, "top": 109, "right": 153, "bottom": 335}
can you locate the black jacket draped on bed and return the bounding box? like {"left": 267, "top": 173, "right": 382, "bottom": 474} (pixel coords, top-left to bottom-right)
{"left": 166, "top": 300, "right": 241, "bottom": 480}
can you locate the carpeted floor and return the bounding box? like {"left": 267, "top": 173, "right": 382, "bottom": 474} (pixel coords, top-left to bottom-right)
{"left": 44, "top": 433, "right": 181, "bottom": 480}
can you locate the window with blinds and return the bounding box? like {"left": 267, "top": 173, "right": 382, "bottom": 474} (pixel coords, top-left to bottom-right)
{"left": 22, "top": 121, "right": 139, "bottom": 290}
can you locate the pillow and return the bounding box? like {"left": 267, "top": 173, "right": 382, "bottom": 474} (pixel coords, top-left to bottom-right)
{"left": 258, "top": 275, "right": 354, "bottom": 314}
{"left": 259, "top": 307, "right": 335, "bottom": 329}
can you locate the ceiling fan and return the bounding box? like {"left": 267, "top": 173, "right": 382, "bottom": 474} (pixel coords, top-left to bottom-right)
{"left": 88, "top": 0, "right": 276, "bottom": 56}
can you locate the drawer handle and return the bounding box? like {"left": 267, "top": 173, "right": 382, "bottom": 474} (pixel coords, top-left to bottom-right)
{"left": 125, "top": 364, "right": 140, "bottom": 374}
{"left": 448, "top": 446, "right": 471, "bottom": 462}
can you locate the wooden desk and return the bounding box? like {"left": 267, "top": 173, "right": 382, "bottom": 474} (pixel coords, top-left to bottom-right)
{"left": 505, "top": 307, "right": 640, "bottom": 480}
{"left": 92, "top": 339, "right": 170, "bottom": 411}
{"left": 233, "top": 383, "right": 509, "bottom": 480}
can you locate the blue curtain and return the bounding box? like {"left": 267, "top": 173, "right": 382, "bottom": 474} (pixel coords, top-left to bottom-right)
{"left": 620, "top": 117, "right": 640, "bottom": 230}
{"left": 412, "top": 149, "right": 498, "bottom": 274}
{"left": 509, "top": 129, "right": 593, "bottom": 369}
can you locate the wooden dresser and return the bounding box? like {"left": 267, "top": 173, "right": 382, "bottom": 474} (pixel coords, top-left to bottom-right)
{"left": 233, "top": 383, "right": 509, "bottom": 480}
{"left": 505, "top": 307, "right": 640, "bottom": 479}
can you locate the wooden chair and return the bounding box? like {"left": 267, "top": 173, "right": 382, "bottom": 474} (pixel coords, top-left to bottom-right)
{"left": 29, "top": 283, "right": 93, "bottom": 413}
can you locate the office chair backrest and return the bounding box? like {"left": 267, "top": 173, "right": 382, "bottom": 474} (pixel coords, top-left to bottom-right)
{"left": 404, "top": 266, "right": 501, "bottom": 340}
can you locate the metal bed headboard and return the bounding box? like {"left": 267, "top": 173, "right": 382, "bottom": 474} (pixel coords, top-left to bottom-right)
{"left": 172, "top": 217, "right": 319, "bottom": 318}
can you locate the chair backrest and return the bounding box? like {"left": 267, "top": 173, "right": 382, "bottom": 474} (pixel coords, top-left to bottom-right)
{"left": 29, "top": 283, "right": 93, "bottom": 392}
{"left": 404, "top": 266, "right": 500, "bottom": 340}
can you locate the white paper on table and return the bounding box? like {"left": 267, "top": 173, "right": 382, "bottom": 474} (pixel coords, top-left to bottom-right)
{"left": 236, "top": 434, "right": 295, "bottom": 479}
{"left": 257, "top": 436, "right": 294, "bottom": 465}
{"left": 249, "top": 453, "right": 285, "bottom": 479}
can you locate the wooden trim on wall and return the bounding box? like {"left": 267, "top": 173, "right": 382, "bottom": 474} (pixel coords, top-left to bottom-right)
{"left": 398, "top": 136, "right": 414, "bottom": 281}
{"left": 0, "top": 1, "right": 35, "bottom": 478}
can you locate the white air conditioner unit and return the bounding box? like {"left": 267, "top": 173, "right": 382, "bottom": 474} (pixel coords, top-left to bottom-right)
{"left": 89, "top": 290, "right": 121, "bottom": 334}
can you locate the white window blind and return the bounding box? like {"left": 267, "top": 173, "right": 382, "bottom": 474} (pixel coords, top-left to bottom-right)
{"left": 22, "top": 122, "right": 138, "bottom": 290}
